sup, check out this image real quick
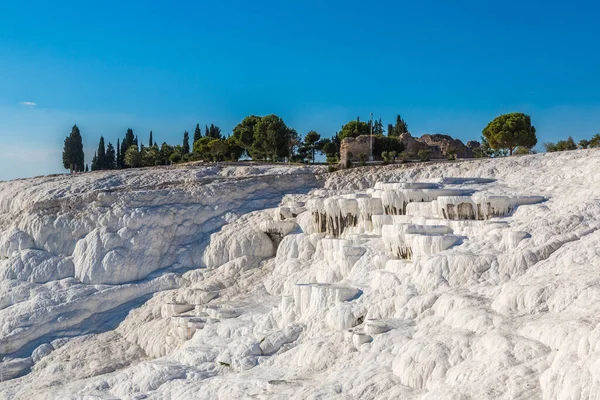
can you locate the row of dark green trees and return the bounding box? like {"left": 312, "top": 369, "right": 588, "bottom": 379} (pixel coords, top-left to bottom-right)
{"left": 62, "top": 114, "right": 415, "bottom": 172}
{"left": 544, "top": 134, "right": 600, "bottom": 152}
{"left": 61, "top": 111, "right": 596, "bottom": 172}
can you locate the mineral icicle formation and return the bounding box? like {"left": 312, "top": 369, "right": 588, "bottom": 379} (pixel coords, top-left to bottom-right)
{"left": 2, "top": 150, "right": 600, "bottom": 399}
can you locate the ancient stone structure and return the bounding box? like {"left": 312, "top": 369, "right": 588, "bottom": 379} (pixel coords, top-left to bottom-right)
{"left": 339, "top": 135, "right": 373, "bottom": 166}
{"left": 340, "top": 133, "right": 478, "bottom": 167}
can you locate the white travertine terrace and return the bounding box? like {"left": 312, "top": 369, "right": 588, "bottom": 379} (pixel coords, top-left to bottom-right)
{"left": 381, "top": 224, "right": 457, "bottom": 259}
{"left": 436, "top": 194, "right": 545, "bottom": 220}
{"left": 1, "top": 150, "right": 600, "bottom": 399}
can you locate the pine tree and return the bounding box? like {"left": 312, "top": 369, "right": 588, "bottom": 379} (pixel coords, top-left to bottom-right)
{"left": 85, "top": 164, "right": 89, "bottom": 172}
{"left": 304, "top": 130, "right": 321, "bottom": 163}
{"left": 62, "top": 125, "right": 85, "bottom": 172}
{"left": 105, "top": 142, "right": 116, "bottom": 169}
{"left": 149, "top": 131, "right": 153, "bottom": 147}
{"left": 194, "top": 123, "right": 202, "bottom": 143}
{"left": 183, "top": 131, "right": 190, "bottom": 154}
{"left": 205, "top": 125, "right": 209, "bottom": 138}
{"left": 116, "top": 138, "right": 122, "bottom": 169}
{"left": 133, "top": 135, "right": 138, "bottom": 148}
{"left": 97, "top": 136, "right": 106, "bottom": 170}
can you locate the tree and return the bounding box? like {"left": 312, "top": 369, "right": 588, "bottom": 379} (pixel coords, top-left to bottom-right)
{"left": 205, "top": 125, "right": 209, "bottom": 138}
{"left": 579, "top": 139, "right": 590, "bottom": 149}
{"left": 85, "top": 164, "right": 89, "bottom": 172}
{"left": 116, "top": 139, "right": 122, "bottom": 169}
{"left": 62, "top": 125, "right": 85, "bottom": 172}
{"left": 546, "top": 137, "right": 578, "bottom": 152}
{"left": 387, "top": 124, "right": 394, "bottom": 137}
{"left": 124, "top": 145, "right": 141, "bottom": 168}
{"left": 206, "top": 124, "right": 222, "bottom": 139}
{"left": 322, "top": 141, "right": 337, "bottom": 157}
{"left": 96, "top": 136, "right": 106, "bottom": 170}
{"left": 304, "top": 130, "right": 321, "bottom": 163}
{"left": 169, "top": 153, "right": 182, "bottom": 164}
{"left": 142, "top": 145, "right": 160, "bottom": 166}
{"left": 251, "top": 114, "right": 292, "bottom": 161}
{"left": 482, "top": 113, "right": 537, "bottom": 156}
{"left": 556, "top": 136, "right": 577, "bottom": 151}
{"left": 183, "top": 131, "right": 190, "bottom": 154}
{"left": 590, "top": 134, "right": 600, "bottom": 148}
{"left": 322, "top": 141, "right": 338, "bottom": 164}
{"left": 233, "top": 115, "right": 262, "bottom": 150}
{"left": 149, "top": 131, "right": 153, "bottom": 148}
{"left": 194, "top": 137, "right": 212, "bottom": 160}
{"left": 120, "top": 129, "right": 135, "bottom": 168}
{"left": 374, "top": 136, "right": 404, "bottom": 157}
{"left": 226, "top": 136, "right": 244, "bottom": 161}
{"left": 338, "top": 120, "right": 371, "bottom": 140}
{"left": 194, "top": 123, "right": 202, "bottom": 143}
{"left": 105, "top": 142, "right": 116, "bottom": 169}
{"left": 544, "top": 142, "right": 558, "bottom": 152}
{"left": 388, "top": 115, "right": 408, "bottom": 137}
{"left": 373, "top": 118, "right": 384, "bottom": 136}
{"left": 208, "top": 139, "right": 228, "bottom": 161}
{"left": 394, "top": 115, "right": 409, "bottom": 135}
{"left": 91, "top": 152, "right": 98, "bottom": 171}
{"left": 159, "top": 143, "right": 174, "bottom": 165}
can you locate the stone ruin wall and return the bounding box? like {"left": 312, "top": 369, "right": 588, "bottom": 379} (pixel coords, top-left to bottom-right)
{"left": 340, "top": 133, "right": 477, "bottom": 167}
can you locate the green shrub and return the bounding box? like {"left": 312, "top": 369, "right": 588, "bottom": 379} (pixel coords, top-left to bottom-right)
{"left": 418, "top": 149, "right": 431, "bottom": 161}
{"left": 399, "top": 151, "right": 412, "bottom": 163}
{"left": 169, "top": 153, "right": 182, "bottom": 164}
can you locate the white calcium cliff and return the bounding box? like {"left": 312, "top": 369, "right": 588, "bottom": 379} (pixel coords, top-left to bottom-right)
{"left": 1, "top": 150, "right": 600, "bottom": 400}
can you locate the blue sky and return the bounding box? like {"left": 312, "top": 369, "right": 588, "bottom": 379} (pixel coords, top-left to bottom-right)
{"left": 1, "top": 0, "right": 599, "bottom": 180}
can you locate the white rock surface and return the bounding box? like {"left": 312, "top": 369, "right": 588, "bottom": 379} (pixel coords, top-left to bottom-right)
{"left": 1, "top": 151, "right": 600, "bottom": 399}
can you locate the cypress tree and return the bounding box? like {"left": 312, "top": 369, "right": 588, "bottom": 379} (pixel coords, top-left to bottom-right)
{"left": 116, "top": 138, "right": 121, "bottom": 169}
{"left": 395, "top": 115, "right": 408, "bottom": 134}
{"left": 91, "top": 152, "right": 98, "bottom": 171}
{"left": 121, "top": 129, "right": 135, "bottom": 168}
{"left": 62, "top": 125, "right": 85, "bottom": 172}
{"left": 194, "top": 123, "right": 202, "bottom": 143}
{"left": 207, "top": 124, "right": 222, "bottom": 139}
{"left": 183, "top": 131, "right": 190, "bottom": 154}
{"left": 387, "top": 124, "right": 395, "bottom": 137}
{"left": 97, "top": 136, "right": 106, "bottom": 170}
{"left": 62, "top": 136, "right": 72, "bottom": 171}
{"left": 71, "top": 125, "right": 85, "bottom": 172}
{"left": 149, "top": 131, "right": 153, "bottom": 148}
{"left": 106, "top": 142, "right": 116, "bottom": 169}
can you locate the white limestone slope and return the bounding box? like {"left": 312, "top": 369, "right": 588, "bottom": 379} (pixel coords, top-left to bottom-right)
{"left": 1, "top": 150, "right": 600, "bottom": 400}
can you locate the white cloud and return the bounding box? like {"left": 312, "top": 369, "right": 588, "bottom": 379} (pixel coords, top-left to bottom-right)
{"left": 19, "top": 101, "right": 37, "bottom": 107}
